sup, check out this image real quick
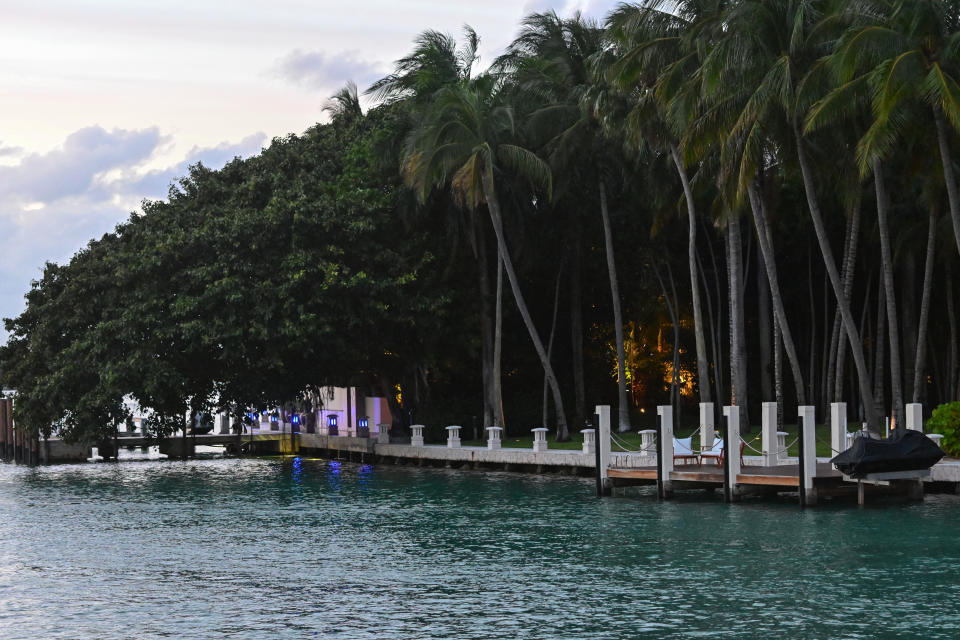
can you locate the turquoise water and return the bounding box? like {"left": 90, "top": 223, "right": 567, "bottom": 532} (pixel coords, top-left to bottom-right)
{"left": 1, "top": 456, "right": 958, "bottom": 639}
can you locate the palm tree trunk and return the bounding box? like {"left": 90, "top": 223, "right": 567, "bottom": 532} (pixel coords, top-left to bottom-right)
{"left": 598, "top": 177, "right": 630, "bottom": 431}
{"left": 774, "top": 307, "right": 784, "bottom": 429}
{"left": 494, "top": 253, "right": 505, "bottom": 427}
{"left": 569, "top": 217, "right": 586, "bottom": 429}
{"left": 949, "top": 269, "right": 959, "bottom": 400}
{"left": 471, "top": 210, "right": 497, "bottom": 429}
{"left": 933, "top": 107, "right": 960, "bottom": 258}
{"left": 757, "top": 243, "right": 772, "bottom": 401}
{"left": 481, "top": 169, "right": 569, "bottom": 439}
{"left": 912, "top": 207, "right": 937, "bottom": 403}
{"left": 727, "top": 213, "right": 749, "bottom": 430}
{"left": 671, "top": 144, "right": 712, "bottom": 405}
{"left": 652, "top": 258, "right": 681, "bottom": 411}
{"left": 873, "top": 281, "right": 887, "bottom": 425}
{"left": 807, "top": 246, "right": 817, "bottom": 406}
{"left": 698, "top": 249, "right": 722, "bottom": 416}
{"left": 829, "top": 195, "right": 861, "bottom": 403}
{"left": 794, "top": 123, "right": 877, "bottom": 427}
{"left": 703, "top": 217, "right": 726, "bottom": 407}
{"left": 542, "top": 265, "right": 562, "bottom": 428}
{"left": 747, "top": 182, "right": 806, "bottom": 403}
{"left": 872, "top": 158, "right": 904, "bottom": 428}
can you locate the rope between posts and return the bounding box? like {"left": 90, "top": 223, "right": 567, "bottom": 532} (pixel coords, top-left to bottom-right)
{"left": 610, "top": 431, "right": 643, "bottom": 453}
{"left": 737, "top": 435, "right": 798, "bottom": 456}
{"left": 678, "top": 425, "right": 702, "bottom": 440}
{"left": 815, "top": 434, "right": 843, "bottom": 455}
{"left": 739, "top": 436, "right": 764, "bottom": 455}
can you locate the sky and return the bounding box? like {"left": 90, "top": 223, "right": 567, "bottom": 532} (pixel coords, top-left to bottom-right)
{"left": 0, "top": 0, "right": 620, "bottom": 338}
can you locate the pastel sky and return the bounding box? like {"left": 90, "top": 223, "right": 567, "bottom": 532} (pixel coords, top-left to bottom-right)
{"left": 0, "top": 0, "right": 619, "bottom": 338}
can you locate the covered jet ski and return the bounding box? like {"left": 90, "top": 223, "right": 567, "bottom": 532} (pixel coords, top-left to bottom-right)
{"left": 831, "top": 428, "right": 945, "bottom": 477}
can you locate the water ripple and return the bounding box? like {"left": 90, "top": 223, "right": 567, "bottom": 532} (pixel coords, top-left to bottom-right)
{"left": 1, "top": 458, "right": 959, "bottom": 638}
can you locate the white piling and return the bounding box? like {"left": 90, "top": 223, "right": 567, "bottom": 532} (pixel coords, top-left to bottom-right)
{"left": 699, "top": 402, "right": 715, "bottom": 452}
{"left": 723, "top": 405, "right": 741, "bottom": 501}
{"left": 761, "top": 402, "right": 778, "bottom": 467}
{"left": 830, "top": 402, "right": 848, "bottom": 457}
{"left": 798, "top": 406, "right": 817, "bottom": 506}
{"left": 906, "top": 403, "right": 923, "bottom": 432}
{"left": 657, "top": 406, "right": 674, "bottom": 497}
{"left": 596, "top": 405, "right": 612, "bottom": 494}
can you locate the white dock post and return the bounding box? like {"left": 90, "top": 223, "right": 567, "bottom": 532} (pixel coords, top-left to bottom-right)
{"left": 906, "top": 403, "right": 923, "bottom": 432}
{"left": 638, "top": 429, "right": 656, "bottom": 465}
{"left": 830, "top": 402, "right": 848, "bottom": 458}
{"left": 761, "top": 402, "right": 778, "bottom": 467}
{"left": 531, "top": 428, "right": 549, "bottom": 452}
{"left": 776, "top": 431, "right": 788, "bottom": 463}
{"left": 657, "top": 405, "right": 674, "bottom": 498}
{"left": 723, "top": 405, "right": 741, "bottom": 501}
{"left": 410, "top": 424, "right": 425, "bottom": 447}
{"left": 377, "top": 423, "right": 390, "bottom": 444}
{"left": 798, "top": 406, "right": 817, "bottom": 506}
{"left": 487, "top": 426, "right": 503, "bottom": 450}
{"left": 699, "top": 402, "right": 715, "bottom": 452}
{"left": 596, "top": 405, "right": 612, "bottom": 495}
{"left": 445, "top": 425, "right": 461, "bottom": 449}
{"left": 580, "top": 428, "right": 595, "bottom": 455}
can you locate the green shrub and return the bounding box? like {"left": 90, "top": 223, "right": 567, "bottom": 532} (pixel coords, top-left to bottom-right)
{"left": 926, "top": 401, "right": 960, "bottom": 456}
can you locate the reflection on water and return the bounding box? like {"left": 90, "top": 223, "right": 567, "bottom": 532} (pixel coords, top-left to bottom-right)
{"left": 1, "top": 457, "right": 959, "bottom": 639}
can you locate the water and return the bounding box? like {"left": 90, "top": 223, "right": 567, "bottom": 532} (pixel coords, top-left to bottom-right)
{"left": 1, "top": 457, "right": 958, "bottom": 639}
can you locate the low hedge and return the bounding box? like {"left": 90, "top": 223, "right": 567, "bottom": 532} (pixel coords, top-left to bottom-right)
{"left": 927, "top": 401, "right": 960, "bottom": 456}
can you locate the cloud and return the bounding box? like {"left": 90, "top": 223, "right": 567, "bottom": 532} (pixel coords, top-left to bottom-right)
{"left": 0, "top": 127, "right": 267, "bottom": 334}
{"left": 273, "top": 49, "right": 383, "bottom": 92}
{"left": 0, "top": 126, "right": 166, "bottom": 205}
{"left": 0, "top": 143, "right": 22, "bottom": 157}
{"left": 520, "top": 0, "right": 620, "bottom": 20}
{"left": 522, "top": 0, "right": 568, "bottom": 14}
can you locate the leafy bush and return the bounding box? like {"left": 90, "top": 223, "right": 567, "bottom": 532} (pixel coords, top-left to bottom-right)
{"left": 926, "top": 402, "right": 960, "bottom": 457}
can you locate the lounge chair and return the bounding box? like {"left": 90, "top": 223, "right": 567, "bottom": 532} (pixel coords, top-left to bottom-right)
{"left": 700, "top": 439, "right": 746, "bottom": 467}
{"left": 700, "top": 439, "right": 724, "bottom": 466}
{"left": 673, "top": 437, "right": 700, "bottom": 466}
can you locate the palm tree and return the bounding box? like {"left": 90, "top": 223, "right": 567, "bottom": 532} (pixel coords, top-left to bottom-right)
{"left": 497, "top": 11, "right": 632, "bottom": 431}
{"left": 825, "top": 0, "right": 960, "bottom": 259}
{"left": 323, "top": 81, "right": 364, "bottom": 122}
{"left": 367, "top": 28, "right": 506, "bottom": 429}
{"left": 714, "top": 0, "right": 879, "bottom": 426}
{"left": 402, "top": 74, "right": 572, "bottom": 439}
{"left": 606, "top": 1, "right": 721, "bottom": 411}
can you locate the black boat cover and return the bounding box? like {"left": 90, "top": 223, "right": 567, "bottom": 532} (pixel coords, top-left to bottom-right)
{"left": 831, "top": 429, "right": 945, "bottom": 478}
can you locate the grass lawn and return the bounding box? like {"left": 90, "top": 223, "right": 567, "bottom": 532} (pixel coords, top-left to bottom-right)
{"left": 462, "top": 423, "right": 838, "bottom": 458}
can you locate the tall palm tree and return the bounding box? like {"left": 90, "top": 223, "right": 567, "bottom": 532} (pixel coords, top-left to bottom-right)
{"left": 323, "top": 81, "right": 364, "bottom": 123}
{"left": 825, "top": 0, "right": 960, "bottom": 259}
{"left": 606, "top": 1, "right": 721, "bottom": 411}
{"left": 367, "top": 28, "right": 506, "bottom": 429}
{"left": 403, "top": 75, "right": 571, "bottom": 439}
{"left": 714, "top": 0, "right": 879, "bottom": 426}
{"left": 497, "top": 11, "right": 632, "bottom": 431}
